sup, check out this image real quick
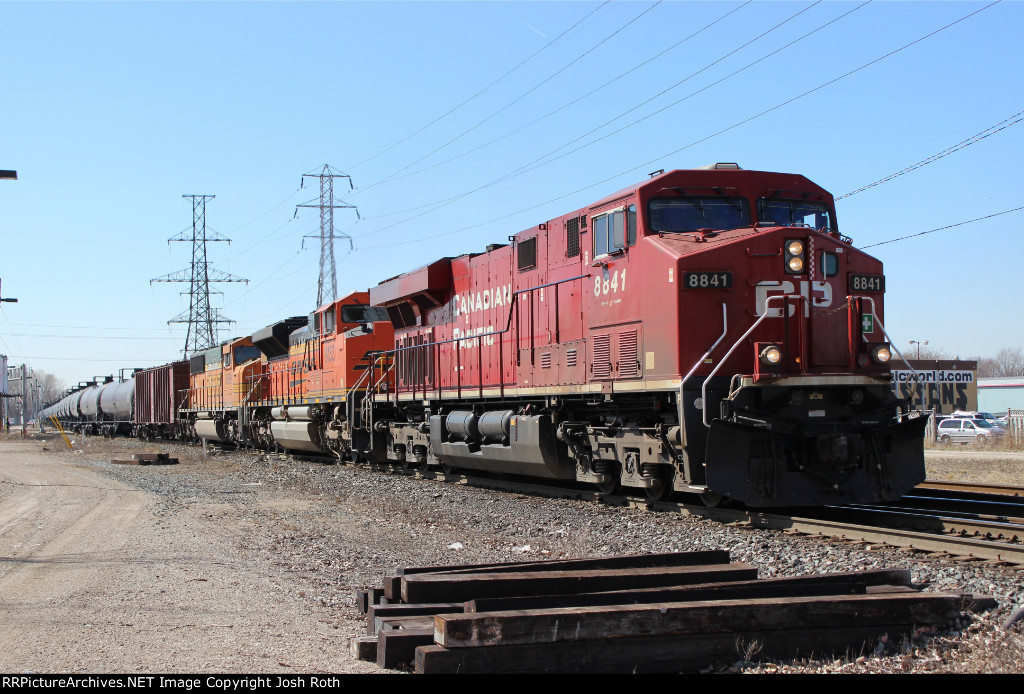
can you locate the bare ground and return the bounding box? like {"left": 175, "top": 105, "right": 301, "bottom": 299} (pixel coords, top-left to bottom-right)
{"left": 0, "top": 435, "right": 381, "bottom": 674}
{"left": 1, "top": 430, "right": 1022, "bottom": 674}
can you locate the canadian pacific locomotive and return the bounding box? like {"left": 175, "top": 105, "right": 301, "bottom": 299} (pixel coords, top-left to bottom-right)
{"left": 42, "top": 164, "right": 927, "bottom": 507}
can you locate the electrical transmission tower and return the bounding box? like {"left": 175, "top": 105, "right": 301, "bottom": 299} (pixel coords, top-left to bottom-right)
{"left": 295, "top": 165, "right": 359, "bottom": 307}
{"left": 151, "top": 195, "right": 248, "bottom": 356}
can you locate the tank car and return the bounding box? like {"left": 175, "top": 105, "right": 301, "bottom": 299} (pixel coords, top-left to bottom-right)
{"left": 358, "top": 164, "right": 926, "bottom": 507}
{"left": 40, "top": 377, "right": 135, "bottom": 437}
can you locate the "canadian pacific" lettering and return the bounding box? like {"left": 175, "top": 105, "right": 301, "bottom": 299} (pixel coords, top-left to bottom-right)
{"left": 453, "top": 284, "right": 512, "bottom": 318}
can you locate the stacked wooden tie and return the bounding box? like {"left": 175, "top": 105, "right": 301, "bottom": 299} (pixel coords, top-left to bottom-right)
{"left": 351, "top": 550, "right": 992, "bottom": 673}
{"left": 110, "top": 452, "right": 179, "bottom": 465}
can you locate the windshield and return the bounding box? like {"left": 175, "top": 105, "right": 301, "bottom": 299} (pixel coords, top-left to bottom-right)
{"left": 757, "top": 199, "right": 834, "bottom": 232}
{"left": 972, "top": 420, "right": 995, "bottom": 428}
{"left": 648, "top": 197, "right": 750, "bottom": 233}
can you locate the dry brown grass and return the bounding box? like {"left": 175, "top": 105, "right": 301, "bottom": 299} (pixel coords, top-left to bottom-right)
{"left": 925, "top": 444, "right": 1024, "bottom": 485}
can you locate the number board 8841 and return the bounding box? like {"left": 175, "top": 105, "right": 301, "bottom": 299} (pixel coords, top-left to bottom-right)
{"left": 683, "top": 271, "right": 733, "bottom": 290}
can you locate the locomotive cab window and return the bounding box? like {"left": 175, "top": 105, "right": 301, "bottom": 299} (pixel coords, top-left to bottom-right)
{"left": 341, "top": 304, "right": 390, "bottom": 324}
{"left": 757, "top": 199, "right": 834, "bottom": 232}
{"left": 593, "top": 206, "right": 636, "bottom": 257}
{"left": 321, "top": 309, "right": 336, "bottom": 334}
{"left": 648, "top": 197, "right": 749, "bottom": 233}
{"left": 234, "top": 345, "right": 261, "bottom": 365}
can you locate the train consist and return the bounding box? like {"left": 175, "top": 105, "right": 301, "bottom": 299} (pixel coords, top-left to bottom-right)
{"left": 41, "top": 164, "right": 928, "bottom": 507}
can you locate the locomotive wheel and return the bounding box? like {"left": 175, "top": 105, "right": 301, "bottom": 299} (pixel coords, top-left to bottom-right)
{"left": 699, "top": 491, "right": 726, "bottom": 508}
{"left": 441, "top": 461, "right": 458, "bottom": 475}
{"left": 644, "top": 470, "right": 673, "bottom": 502}
{"left": 596, "top": 480, "right": 619, "bottom": 495}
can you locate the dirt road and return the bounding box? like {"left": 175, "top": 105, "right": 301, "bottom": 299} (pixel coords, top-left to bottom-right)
{"left": 0, "top": 439, "right": 377, "bottom": 673}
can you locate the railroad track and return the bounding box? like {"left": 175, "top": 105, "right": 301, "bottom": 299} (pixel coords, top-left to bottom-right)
{"left": 390, "top": 466, "right": 1024, "bottom": 567}
{"left": 126, "top": 440, "right": 1024, "bottom": 567}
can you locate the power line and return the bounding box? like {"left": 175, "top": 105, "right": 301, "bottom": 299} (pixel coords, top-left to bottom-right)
{"left": 7, "top": 334, "right": 179, "bottom": 341}
{"left": 343, "top": 2, "right": 611, "bottom": 172}
{"left": 360, "top": 1, "right": 753, "bottom": 216}
{"left": 836, "top": 107, "right": 1024, "bottom": 200}
{"left": 861, "top": 205, "right": 1024, "bottom": 249}
{"left": 353, "top": 0, "right": 838, "bottom": 238}
{"left": 358, "top": 0, "right": 1000, "bottom": 250}
{"left": 358, "top": 1, "right": 665, "bottom": 194}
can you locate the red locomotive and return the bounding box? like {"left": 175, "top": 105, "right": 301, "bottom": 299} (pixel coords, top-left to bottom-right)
{"left": 361, "top": 163, "right": 926, "bottom": 506}
{"left": 42, "top": 164, "right": 927, "bottom": 507}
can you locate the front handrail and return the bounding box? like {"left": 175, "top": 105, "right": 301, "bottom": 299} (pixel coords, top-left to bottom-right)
{"left": 700, "top": 294, "right": 802, "bottom": 428}
{"left": 849, "top": 294, "right": 922, "bottom": 416}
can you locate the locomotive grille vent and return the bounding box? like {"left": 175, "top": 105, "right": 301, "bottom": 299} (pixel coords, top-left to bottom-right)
{"left": 541, "top": 352, "right": 552, "bottom": 369}
{"left": 592, "top": 334, "right": 612, "bottom": 379}
{"left": 566, "top": 217, "right": 580, "bottom": 258}
{"left": 566, "top": 348, "right": 578, "bottom": 367}
{"left": 618, "top": 330, "right": 639, "bottom": 378}
{"left": 517, "top": 237, "right": 537, "bottom": 271}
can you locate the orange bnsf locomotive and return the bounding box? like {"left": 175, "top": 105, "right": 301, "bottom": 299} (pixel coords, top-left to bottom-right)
{"left": 178, "top": 291, "right": 394, "bottom": 458}
{"left": 42, "top": 165, "right": 927, "bottom": 507}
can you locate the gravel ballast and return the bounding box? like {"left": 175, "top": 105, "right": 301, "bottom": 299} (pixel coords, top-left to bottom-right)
{"left": 4, "top": 433, "right": 1024, "bottom": 673}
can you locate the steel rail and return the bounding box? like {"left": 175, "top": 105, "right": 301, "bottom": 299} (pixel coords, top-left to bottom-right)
{"left": 400, "top": 468, "right": 1024, "bottom": 565}
{"left": 918, "top": 480, "right": 1024, "bottom": 498}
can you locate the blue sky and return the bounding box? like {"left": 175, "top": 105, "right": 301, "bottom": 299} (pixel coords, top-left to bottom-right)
{"left": 1, "top": 0, "right": 1021, "bottom": 387}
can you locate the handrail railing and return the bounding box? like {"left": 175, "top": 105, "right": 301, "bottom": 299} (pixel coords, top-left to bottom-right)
{"left": 700, "top": 294, "right": 802, "bottom": 428}
{"left": 381, "top": 273, "right": 589, "bottom": 400}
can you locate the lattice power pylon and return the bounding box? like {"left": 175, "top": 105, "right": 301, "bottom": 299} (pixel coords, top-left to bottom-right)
{"left": 151, "top": 194, "right": 248, "bottom": 356}
{"left": 295, "top": 165, "right": 359, "bottom": 307}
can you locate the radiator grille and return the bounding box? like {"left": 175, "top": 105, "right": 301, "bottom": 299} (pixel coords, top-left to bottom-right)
{"left": 517, "top": 237, "right": 537, "bottom": 271}
{"left": 618, "top": 330, "right": 639, "bottom": 378}
{"left": 592, "top": 334, "right": 611, "bottom": 379}
{"left": 566, "top": 217, "right": 580, "bottom": 258}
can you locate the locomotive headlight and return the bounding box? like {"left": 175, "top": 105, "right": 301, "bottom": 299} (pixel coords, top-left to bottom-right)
{"left": 784, "top": 238, "right": 805, "bottom": 274}
{"left": 870, "top": 344, "right": 892, "bottom": 364}
{"left": 759, "top": 345, "right": 782, "bottom": 366}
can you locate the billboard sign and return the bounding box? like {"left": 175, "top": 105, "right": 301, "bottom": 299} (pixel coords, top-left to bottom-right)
{"left": 891, "top": 360, "right": 977, "bottom": 414}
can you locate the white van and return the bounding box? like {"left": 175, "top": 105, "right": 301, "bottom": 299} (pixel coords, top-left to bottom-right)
{"left": 937, "top": 417, "right": 1005, "bottom": 445}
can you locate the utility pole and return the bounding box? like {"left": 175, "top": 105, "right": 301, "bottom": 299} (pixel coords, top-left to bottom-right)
{"left": 295, "top": 165, "right": 359, "bottom": 307}
{"left": 1, "top": 275, "right": 17, "bottom": 431}
{"left": 152, "top": 195, "right": 248, "bottom": 356}
{"left": 1, "top": 167, "right": 18, "bottom": 431}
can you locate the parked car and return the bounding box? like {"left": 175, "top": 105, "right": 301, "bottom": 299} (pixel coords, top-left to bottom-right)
{"left": 937, "top": 418, "right": 1005, "bottom": 445}
{"left": 950, "top": 411, "right": 1001, "bottom": 424}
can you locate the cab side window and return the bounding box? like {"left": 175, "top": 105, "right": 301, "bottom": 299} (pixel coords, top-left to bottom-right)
{"left": 593, "top": 206, "right": 637, "bottom": 257}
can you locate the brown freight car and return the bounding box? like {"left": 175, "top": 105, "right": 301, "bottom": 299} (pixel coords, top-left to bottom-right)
{"left": 133, "top": 360, "right": 190, "bottom": 441}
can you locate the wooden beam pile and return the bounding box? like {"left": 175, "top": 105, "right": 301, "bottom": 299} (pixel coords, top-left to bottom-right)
{"left": 351, "top": 551, "right": 992, "bottom": 674}
{"left": 110, "top": 452, "right": 179, "bottom": 465}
